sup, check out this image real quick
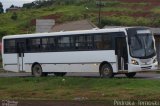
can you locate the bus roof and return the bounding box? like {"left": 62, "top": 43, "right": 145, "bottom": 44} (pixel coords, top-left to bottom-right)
{"left": 2, "top": 27, "right": 142, "bottom": 39}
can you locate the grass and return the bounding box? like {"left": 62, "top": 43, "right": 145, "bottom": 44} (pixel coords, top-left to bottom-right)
{"left": 0, "top": 0, "right": 160, "bottom": 37}
{"left": 101, "top": 7, "right": 136, "bottom": 13}
{"left": 0, "top": 70, "right": 5, "bottom": 73}
{"left": 0, "top": 5, "right": 86, "bottom": 37}
{"left": 0, "top": 77, "right": 160, "bottom": 100}
{"left": 100, "top": 16, "right": 151, "bottom": 26}
{"left": 151, "top": 7, "right": 160, "bottom": 14}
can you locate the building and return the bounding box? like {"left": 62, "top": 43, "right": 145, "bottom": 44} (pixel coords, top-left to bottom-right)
{"left": 36, "top": 19, "right": 55, "bottom": 33}
{"left": 6, "top": 6, "right": 21, "bottom": 12}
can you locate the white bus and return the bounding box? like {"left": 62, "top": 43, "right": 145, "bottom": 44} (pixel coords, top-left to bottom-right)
{"left": 2, "top": 27, "right": 158, "bottom": 78}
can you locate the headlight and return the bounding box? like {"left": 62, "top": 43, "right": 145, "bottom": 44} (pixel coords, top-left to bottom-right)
{"left": 131, "top": 59, "right": 139, "bottom": 65}
{"left": 153, "top": 58, "right": 157, "bottom": 63}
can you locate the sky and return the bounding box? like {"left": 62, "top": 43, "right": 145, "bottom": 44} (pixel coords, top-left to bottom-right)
{"left": 0, "top": 0, "right": 35, "bottom": 11}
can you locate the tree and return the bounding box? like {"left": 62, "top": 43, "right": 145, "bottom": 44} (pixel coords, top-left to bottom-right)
{"left": 11, "top": 12, "right": 18, "bottom": 20}
{"left": 0, "top": 2, "right": 4, "bottom": 14}
{"left": 10, "top": 5, "right": 15, "bottom": 8}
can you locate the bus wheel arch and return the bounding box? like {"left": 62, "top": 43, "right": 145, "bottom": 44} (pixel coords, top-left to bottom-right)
{"left": 99, "top": 61, "right": 114, "bottom": 78}
{"left": 32, "top": 62, "right": 43, "bottom": 77}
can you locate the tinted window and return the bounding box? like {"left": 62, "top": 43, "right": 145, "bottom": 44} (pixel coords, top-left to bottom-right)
{"left": 75, "top": 35, "right": 86, "bottom": 49}
{"left": 27, "top": 38, "right": 41, "bottom": 51}
{"left": 57, "top": 36, "right": 70, "bottom": 49}
{"left": 93, "top": 33, "right": 112, "bottom": 50}
{"left": 4, "top": 39, "right": 16, "bottom": 53}
{"left": 41, "top": 37, "right": 56, "bottom": 51}
{"left": 41, "top": 38, "right": 48, "bottom": 51}
{"left": 103, "top": 33, "right": 112, "bottom": 49}
{"left": 70, "top": 36, "right": 75, "bottom": 49}
{"left": 86, "top": 35, "right": 93, "bottom": 49}
{"left": 94, "top": 34, "right": 103, "bottom": 49}
{"left": 4, "top": 32, "right": 124, "bottom": 53}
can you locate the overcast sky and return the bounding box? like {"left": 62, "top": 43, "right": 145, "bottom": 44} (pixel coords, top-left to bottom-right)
{"left": 0, "top": 0, "right": 35, "bottom": 11}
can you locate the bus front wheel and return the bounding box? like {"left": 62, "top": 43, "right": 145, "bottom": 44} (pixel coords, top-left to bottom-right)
{"left": 54, "top": 72, "right": 67, "bottom": 77}
{"left": 100, "top": 64, "right": 114, "bottom": 78}
{"left": 125, "top": 72, "right": 136, "bottom": 78}
{"left": 32, "top": 64, "right": 43, "bottom": 77}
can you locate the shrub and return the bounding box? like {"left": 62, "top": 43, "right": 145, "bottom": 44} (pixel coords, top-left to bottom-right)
{"left": 136, "top": 17, "right": 151, "bottom": 26}
{"left": 100, "top": 16, "right": 136, "bottom": 27}
{"left": 11, "top": 12, "right": 18, "bottom": 20}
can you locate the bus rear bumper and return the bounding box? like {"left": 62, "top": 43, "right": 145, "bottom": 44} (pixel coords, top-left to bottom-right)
{"left": 128, "top": 62, "right": 158, "bottom": 72}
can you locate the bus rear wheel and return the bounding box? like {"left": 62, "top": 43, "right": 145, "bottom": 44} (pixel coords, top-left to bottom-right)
{"left": 54, "top": 72, "right": 67, "bottom": 77}
{"left": 125, "top": 72, "right": 136, "bottom": 78}
{"left": 100, "top": 64, "right": 114, "bottom": 78}
{"left": 32, "top": 64, "right": 43, "bottom": 77}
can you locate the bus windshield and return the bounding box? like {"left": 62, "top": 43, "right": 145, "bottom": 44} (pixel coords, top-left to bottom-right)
{"left": 129, "top": 30, "right": 156, "bottom": 58}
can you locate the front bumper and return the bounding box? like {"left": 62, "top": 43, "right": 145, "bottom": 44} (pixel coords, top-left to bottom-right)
{"left": 128, "top": 62, "right": 158, "bottom": 72}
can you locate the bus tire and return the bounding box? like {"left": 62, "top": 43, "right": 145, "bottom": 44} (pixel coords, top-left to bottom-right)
{"left": 54, "top": 72, "right": 67, "bottom": 77}
{"left": 32, "top": 64, "right": 43, "bottom": 77}
{"left": 125, "top": 72, "right": 136, "bottom": 78}
{"left": 100, "top": 64, "right": 114, "bottom": 78}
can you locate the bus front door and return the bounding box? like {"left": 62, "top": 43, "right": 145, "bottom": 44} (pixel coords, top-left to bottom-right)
{"left": 115, "top": 37, "right": 128, "bottom": 71}
{"left": 17, "top": 41, "right": 25, "bottom": 72}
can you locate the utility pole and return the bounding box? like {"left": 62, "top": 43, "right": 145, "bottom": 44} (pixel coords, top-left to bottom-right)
{"left": 98, "top": 0, "right": 102, "bottom": 27}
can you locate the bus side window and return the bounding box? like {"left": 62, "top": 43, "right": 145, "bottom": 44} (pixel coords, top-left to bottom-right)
{"left": 4, "top": 39, "right": 16, "bottom": 53}
{"left": 48, "top": 37, "right": 56, "bottom": 50}
{"left": 94, "top": 34, "right": 103, "bottom": 49}
{"left": 102, "top": 34, "right": 112, "bottom": 50}
{"left": 29, "top": 38, "right": 41, "bottom": 52}
{"left": 75, "top": 43, "right": 79, "bottom": 49}
{"left": 42, "top": 38, "right": 48, "bottom": 51}
{"left": 86, "top": 35, "right": 93, "bottom": 49}
{"left": 70, "top": 36, "right": 75, "bottom": 49}
{"left": 75, "top": 35, "right": 86, "bottom": 50}
{"left": 57, "top": 36, "right": 70, "bottom": 50}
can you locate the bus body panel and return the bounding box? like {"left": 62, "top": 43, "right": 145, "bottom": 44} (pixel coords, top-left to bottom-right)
{"left": 24, "top": 50, "right": 118, "bottom": 73}
{"left": 3, "top": 54, "right": 19, "bottom": 71}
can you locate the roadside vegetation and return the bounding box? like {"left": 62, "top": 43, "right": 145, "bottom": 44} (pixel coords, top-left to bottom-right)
{"left": 0, "top": 0, "right": 160, "bottom": 37}
{"left": 0, "top": 77, "right": 160, "bottom": 100}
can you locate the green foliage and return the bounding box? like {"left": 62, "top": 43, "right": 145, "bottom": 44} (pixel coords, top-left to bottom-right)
{"left": 11, "top": 12, "right": 18, "bottom": 20}
{"left": 0, "top": 2, "right": 4, "bottom": 14}
{"left": 136, "top": 17, "right": 151, "bottom": 26}
{"left": 0, "top": 0, "right": 160, "bottom": 37}
{"left": 151, "top": 7, "right": 160, "bottom": 14}
{"left": 0, "top": 30, "right": 7, "bottom": 38}
{"left": 0, "top": 5, "right": 87, "bottom": 37}
{"left": 23, "top": 0, "right": 95, "bottom": 9}
{"left": 103, "top": 1, "right": 120, "bottom": 7}
{"left": 101, "top": 16, "right": 134, "bottom": 26}
{"left": 100, "top": 16, "right": 151, "bottom": 27}
{"left": 101, "top": 7, "right": 133, "bottom": 12}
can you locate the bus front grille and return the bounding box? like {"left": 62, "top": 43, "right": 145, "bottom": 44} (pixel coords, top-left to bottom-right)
{"left": 141, "top": 66, "right": 152, "bottom": 70}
